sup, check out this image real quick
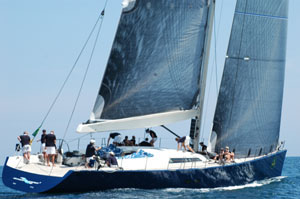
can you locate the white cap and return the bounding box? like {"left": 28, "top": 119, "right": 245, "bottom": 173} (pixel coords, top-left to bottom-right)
{"left": 109, "top": 151, "right": 115, "bottom": 156}
{"left": 90, "top": 139, "right": 96, "bottom": 144}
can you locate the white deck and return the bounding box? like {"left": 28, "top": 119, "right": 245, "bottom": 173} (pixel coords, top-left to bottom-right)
{"left": 6, "top": 148, "right": 269, "bottom": 178}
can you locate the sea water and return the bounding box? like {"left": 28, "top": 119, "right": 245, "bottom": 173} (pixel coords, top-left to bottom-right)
{"left": 0, "top": 157, "right": 299, "bottom": 199}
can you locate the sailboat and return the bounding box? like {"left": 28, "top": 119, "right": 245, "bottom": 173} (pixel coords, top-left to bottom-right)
{"left": 2, "top": 0, "right": 288, "bottom": 193}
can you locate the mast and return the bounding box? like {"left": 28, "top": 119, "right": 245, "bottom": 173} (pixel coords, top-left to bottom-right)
{"left": 192, "top": 0, "right": 215, "bottom": 152}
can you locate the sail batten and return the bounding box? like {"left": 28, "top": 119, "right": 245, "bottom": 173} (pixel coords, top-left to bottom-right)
{"left": 226, "top": 57, "right": 286, "bottom": 62}
{"left": 212, "top": 0, "right": 289, "bottom": 158}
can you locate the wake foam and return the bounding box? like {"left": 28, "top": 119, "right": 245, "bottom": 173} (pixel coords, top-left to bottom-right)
{"left": 164, "top": 176, "right": 287, "bottom": 193}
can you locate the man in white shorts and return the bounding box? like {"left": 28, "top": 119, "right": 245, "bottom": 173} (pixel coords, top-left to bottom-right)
{"left": 17, "top": 131, "right": 31, "bottom": 163}
{"left": 175, "top": 136, "right": 195, "bottom": 153}
{"left": 37, "top": 129, "right": 47, "bottom": 163}
{"left": 45, "top": 131, "right": 56, "bottom": 166}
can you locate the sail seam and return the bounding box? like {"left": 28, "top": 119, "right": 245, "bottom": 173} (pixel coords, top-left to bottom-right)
{"left": 226, "top": 57, "right": 286, "bottom": 62}
{"left": 221, "top": 99, "right": 283, "bottom": 102}
{"left": 235, "top": 11, "right": 288, "bottom": 20}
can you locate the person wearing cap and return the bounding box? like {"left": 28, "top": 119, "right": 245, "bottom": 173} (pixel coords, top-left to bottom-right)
{"left": 175, "top": 136, "right": 195, "bottom": 153}
{"left": 224, "top": 146, "right": 235, "bottom": 162}
{"left": 85, "top": 139, "right": 101, "bottom": 168}
{"left": 17, "top": 131, "right": 31, "bottom": 163}
{"left": 45, "top": 131, "right": 56, "bottom": 166}
{"left": 145, "top": 129, "right": 157, "bottom": 146}
{"left": 106, "top": 151, "right": 118, "bottom": 168}
{"left": 37, "top": 129, "right": 47, "bottom": 163}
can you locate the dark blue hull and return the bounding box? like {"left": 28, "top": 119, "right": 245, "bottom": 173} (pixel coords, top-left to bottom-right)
{"left": 2, "top": 150, "right": 286, "bottom": 193}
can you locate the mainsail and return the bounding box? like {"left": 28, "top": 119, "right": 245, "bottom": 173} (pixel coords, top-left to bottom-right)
{"left": 78, "top": 0, "right": 213, "bottom": 132}
{"left": 212, "top": 0, "right": 289, "bottom": 158}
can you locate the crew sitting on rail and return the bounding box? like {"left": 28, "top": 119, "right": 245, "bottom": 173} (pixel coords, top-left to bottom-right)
{"left": 214, "top": 148, "right": 225, "bottom": 164}
{"left": 130, "top": 136, "right": 136, "bottom": 146}
{"left": 224, "top": 146, "right": 235, "bottom": 162}
{"left": 122, "top": 136, "right": 131, "bottom": 146}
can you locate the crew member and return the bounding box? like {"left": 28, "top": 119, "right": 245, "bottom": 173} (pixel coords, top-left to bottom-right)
{"left": 107, "top": 152, "right": 118, "bottom": 168}
{"left": 45, "top": 131, "right": 56, "bottom": 166}
{"left": 107, "top": 132, "right": 122, "bottom": 146}
{"left": 37, "top": 129, "right": 47, "bottom": 163}
{"left": 17, "top": 131, "right": 31, "bottom": 163}
{"left": 145, "top": 129, "right": 157, "bottom": 146}
{"left": 175, "top": 136, "right": 195, "bottom": 153}
{"left": 139, "top": 138, "right": 152, "bottom": 146}
{"left": 199, "top": 142, "right": 208, "bottom": 155}
{"left": 85, "top": 139, "right": 101, "bottom": 168}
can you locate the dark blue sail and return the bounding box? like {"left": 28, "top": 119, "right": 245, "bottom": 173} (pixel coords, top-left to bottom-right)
{"left": 91, "top": 0, "right": 211, "bottom": 120}
{"left": 212, "top": 0, "right": 289, "bottom": 158}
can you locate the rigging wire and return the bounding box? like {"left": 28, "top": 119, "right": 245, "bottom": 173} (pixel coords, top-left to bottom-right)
{"left": 31, "top": 2, "right": 109, "bottom": 146}
{"left": 42, "top": 11, "right": 105, "bottom": 126}
{"left": 59, "top": 3, "right": 107, "bottom": 151}
{"left": 49, "top": 2, "right": 110, "bottom": 176}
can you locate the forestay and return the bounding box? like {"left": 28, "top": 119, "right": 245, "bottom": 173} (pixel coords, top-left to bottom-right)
{"left": 212, "top": 0, "right": 289, "bottom": 158}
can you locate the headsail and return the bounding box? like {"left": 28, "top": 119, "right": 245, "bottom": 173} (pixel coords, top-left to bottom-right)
{"left": 212, "top": 0, "right": 289, "bottom": 158}
{"left": 79, "top": 0, "right": 213, "bottom": 133}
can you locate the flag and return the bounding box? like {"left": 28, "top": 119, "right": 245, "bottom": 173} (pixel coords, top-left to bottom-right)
{"left": 32, "top": 125, "right": 42, "bottom": 138}
{"left": 30, "top": 125, "right": 42, "bottom": 145}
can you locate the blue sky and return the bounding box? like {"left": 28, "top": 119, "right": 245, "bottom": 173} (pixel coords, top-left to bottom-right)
{"left": 0, "top": 0, "right": 299, "bottom": 164}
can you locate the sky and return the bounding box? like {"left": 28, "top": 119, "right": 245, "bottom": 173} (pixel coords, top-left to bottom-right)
{"left": 0, "top": 0, "right": 299, "bottom": 165}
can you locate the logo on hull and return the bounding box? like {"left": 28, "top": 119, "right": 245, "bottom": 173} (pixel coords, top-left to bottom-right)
{"left": 13, "top": 177, "right": 42, "bottom": 185}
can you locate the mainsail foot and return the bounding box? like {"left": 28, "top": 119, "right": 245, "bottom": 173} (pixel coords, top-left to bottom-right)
{"left": 77, "top": 110, "right": 198, "bottom": 133}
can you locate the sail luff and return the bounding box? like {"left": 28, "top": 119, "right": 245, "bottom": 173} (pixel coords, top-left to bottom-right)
{"left": 192, "top": 0, "right": 216, "bottom": 152}
{"left": 89, "top": 5, "right": 124, "bottom": 121}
